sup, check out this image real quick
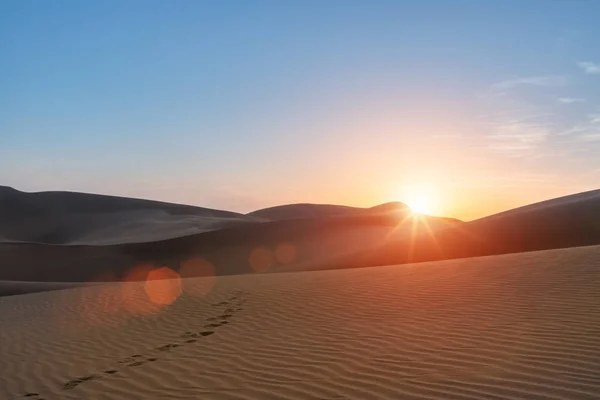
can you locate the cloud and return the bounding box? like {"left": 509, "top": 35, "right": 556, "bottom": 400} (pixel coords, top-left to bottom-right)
{"left": 562, "top": 111, "right": 600, "bottom": 142}
{"left": 577, "top": 61, "right": 600, "bottom": 74}
{"left": 577, "top": 133, "right": 600, "bottom": 142}
{"left": 491, "top": 75, "right": 568, "bottom": 90}
{"left": 559, "top": 124, "right": 588, "bottom": 137}
{"left": 589, "top": 113, "right": 600, "bottom": 124}
{"left": 557, "top": 97, "right": 586, "bottom": 104}
{"left": 486, "top": 120, "right": 549, "bottom": 157}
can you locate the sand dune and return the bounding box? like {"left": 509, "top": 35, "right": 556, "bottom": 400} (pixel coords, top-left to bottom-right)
{"left": 2, "top": 244, "right": 600, "bottom": 399}
{"left": 0, "top": 186, "right": 260, "bottom": 245}
{"left": 0, "top": 187, "right": 415, "bottom": 246}
{"left": 1, "top": 186, "right": 452, "bottom": 291}
{"left": 344, "top": 188, "right": 600, "bottom": 268}
{"left": 2, "top": 186, "right": 599, "bottom": 299}
{"left": 248, "top": 201, "right": 410, "bottom": 220}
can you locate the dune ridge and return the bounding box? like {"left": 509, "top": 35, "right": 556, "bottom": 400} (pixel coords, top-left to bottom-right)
{"left": 2, "top": 186, "right": 600, "bottom": 298}
{"left": 1, "top": 244, "right": 599, "bottom": 399}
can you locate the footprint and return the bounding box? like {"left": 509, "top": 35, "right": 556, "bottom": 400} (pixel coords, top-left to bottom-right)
{"left": 156, "top": 343, "right": 180, "bottom": 352}
{"left": 128, "top": 361, "right": 145, "bottom": 367}
{"left": 17, "top": 291, "right": 248, "bottom": 398}
{"left": 63, "top": 374, "right": 101, "bottom": 390}
{"left": 127, "top": 357, "right": 157, "bottom": 367}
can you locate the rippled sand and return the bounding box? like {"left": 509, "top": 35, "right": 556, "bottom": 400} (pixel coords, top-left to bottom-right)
{"left": 2, "top": 244, "right": 600, "bottom": 400}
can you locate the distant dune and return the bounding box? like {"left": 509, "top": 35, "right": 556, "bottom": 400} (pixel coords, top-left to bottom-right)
{"left": 343, "top": 188, "right": 600, "bottom": 268}
{"left": 1, "top": 186, "right": 599, "bottom": 297}
{"left": 2, "top": 245, "right": 600, "bottom": 399}
{"left": 0, "top": 186, "right": 413, "bottom": 245}
{"left": 248, "top": 201, "right": 410, "bottom": 220}
{"left": 0, "top": 186, "right": 260, "bottom": 245}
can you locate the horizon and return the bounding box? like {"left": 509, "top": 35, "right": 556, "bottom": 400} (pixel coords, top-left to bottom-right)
{"left": 2, "top": 1, "right": 600, "bottom": 220}
{"left": 3, "top": 183, "right": 598, "bottom": 221}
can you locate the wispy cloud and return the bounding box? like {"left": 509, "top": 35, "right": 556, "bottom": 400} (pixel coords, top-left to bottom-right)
{"left": 562, "top": 111, "right": 600, "bottom": 142}
{"left": 485, "top": 120, "right": 549, "bottom": 157}
{"left": 589, "top": 113, "right": 600, "bottom": 124}
{"left": 577, "top": 133, "right": 600, "bottom": 142}
{"left": 577, "top": 61, "right": 600, "bottom": 74}
{"left": 557, "top": 97, "right": 586, "bottom": 104}
{"left": 559, "top": 124, "right": 588, "bottom": 137}
{"left": 491, "top": 75, "right": 568, "bottom": 90}
{"left": 479, "top": 92, "right": 553, "bottom": 157}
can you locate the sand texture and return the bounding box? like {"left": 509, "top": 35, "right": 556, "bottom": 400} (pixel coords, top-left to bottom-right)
{"left": 2, "top": 244, "right": 600, "bottom": 400}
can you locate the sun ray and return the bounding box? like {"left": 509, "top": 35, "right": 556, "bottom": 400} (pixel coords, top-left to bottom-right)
{"left": 421, "top": 217, "right": 444, "bottom": 259}
{"left": 384, "top": 212, "right": 414, "bottom": 241}
{"left": 408, "top": 214, "right": 420, "bottom": 263}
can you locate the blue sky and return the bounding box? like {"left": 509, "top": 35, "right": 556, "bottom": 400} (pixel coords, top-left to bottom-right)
{"left": 1, "top": 0, "right": 600, "bottom": 219}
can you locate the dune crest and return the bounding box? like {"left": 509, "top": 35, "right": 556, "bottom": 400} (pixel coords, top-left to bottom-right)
{"left": 1, "top": 186, "right": 600, "bottom": 298}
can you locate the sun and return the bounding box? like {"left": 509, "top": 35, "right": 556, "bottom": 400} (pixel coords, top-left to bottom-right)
{"left": 403, "top": 186, "right": 437, "bottom": 215}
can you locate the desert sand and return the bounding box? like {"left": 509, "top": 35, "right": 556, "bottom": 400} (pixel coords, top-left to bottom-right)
{"left": 2, "top": 244, "right": 600, "bottom": 400}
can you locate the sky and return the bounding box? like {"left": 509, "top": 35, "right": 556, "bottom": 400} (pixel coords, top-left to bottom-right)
{"left": 1, "top": 0, "right": 600, "bottom": 220}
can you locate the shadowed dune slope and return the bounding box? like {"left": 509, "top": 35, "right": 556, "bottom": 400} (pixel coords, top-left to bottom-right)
{"left": 0, "top": 187, "right": 417, "bottom": 246}
{"left": 1, "top": 245, "right": 600, "bottom": 399}
{"left": 0, "top": 211, "right": 455, "bottom": 286}
{"left": 341, "top": 188, "right": 600, "bottom": 269}
{"left": 0, "top": 186, "right": 259, "bottom": 245}
{"left": 2, "top": 187, "right": 599, "bottom": 298}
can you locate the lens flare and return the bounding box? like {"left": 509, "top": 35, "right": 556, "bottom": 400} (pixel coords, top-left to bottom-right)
{"left": 275, "top": 242, "right": 297, "bottom": 264}
{"left": 144, "top": 267, "right": 182, "bottom": 306}
{"left": 179, "top": 257, "right": 216, "bottom": 297}
{"left": 249, "top": 247, "right": 274, "bottom": 272}
{"left": 121, "top": 263, "right": 162, "bottom": 316}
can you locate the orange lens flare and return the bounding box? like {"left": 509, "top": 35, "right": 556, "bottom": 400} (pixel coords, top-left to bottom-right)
{"left": 179, "top": 257, "right": 216, "bottom": 297}
{"left": 275, "top": 242, "right": 297, "bottom": 264}
{"left": 144, "top": 267, "right": 182, "bottom": 306}
{"left": 121, "top": 263, "right": 162, "bottom": 316}
{"left": 249, "top": 247, "right": 274, "bottom": 272}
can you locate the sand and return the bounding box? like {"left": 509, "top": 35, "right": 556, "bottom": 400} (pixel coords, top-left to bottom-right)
{"left": 2, "top": 244, "right": 600, "bottom": 400}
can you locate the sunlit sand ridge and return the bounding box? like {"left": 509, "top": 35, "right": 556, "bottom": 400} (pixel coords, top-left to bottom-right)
{"left": 2, "top": 244, "right": 600, "bottom": 400}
